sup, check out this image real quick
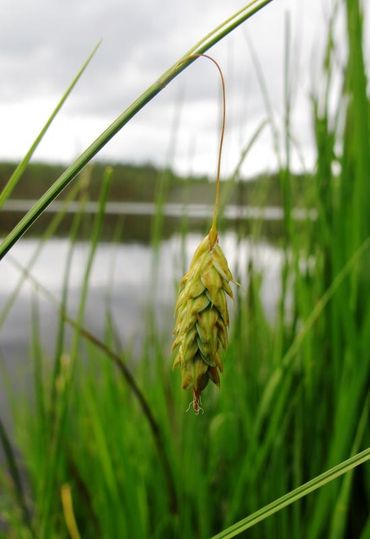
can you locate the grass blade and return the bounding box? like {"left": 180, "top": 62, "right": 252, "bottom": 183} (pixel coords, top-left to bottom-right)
{"left": 211, "top": 448, "right": 370, "bottom": 539}
{"left": 0, "top": 0, "right": 274, "bottom": 260}
{"left": 0, "top": 42, "right": 100, "bottom": 209}
{"left": 0, "top": 416, "right": 35, "bottom": 537}
{"left": 255, "top": 235, "right": 370, "bottom": 431}
{"left": 0, "top": 179, "right": 83, "bottom": 328}
{"left": 7, "top": 253, "right": 179, "bottom": 518}
{"left": 60, "top": 484, "right": 82, "bottom": 539}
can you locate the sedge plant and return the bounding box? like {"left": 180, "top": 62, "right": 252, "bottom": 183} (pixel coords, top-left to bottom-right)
{"left": 172, "top": 55, "right": 235, "bottom": 414}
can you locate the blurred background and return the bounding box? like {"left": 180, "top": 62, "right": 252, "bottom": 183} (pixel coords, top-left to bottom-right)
{"left": 1, "top": 0, "right": 335, "bottom": 175}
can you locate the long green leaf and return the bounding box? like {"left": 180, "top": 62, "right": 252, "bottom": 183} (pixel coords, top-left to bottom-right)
{"left": 0, "top": 42, "right": 100, "bottom": 209}
{"left": 211, "top": 448, "right": 370, "bottom": 539}
{"left": 0, "top": 0, "right": 274, "bottom": 260}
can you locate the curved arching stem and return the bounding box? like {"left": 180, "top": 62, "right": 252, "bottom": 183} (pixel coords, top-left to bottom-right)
{"left": 0, "top": 0, "right": 274, "bottom": 260}
{"left": 181, "top": 53, "right": 226, "bottom": 247}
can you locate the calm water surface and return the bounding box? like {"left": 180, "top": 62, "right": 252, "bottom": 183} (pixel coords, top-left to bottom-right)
{"left": 0, "top": 232, "right": 283, "bottom": 417}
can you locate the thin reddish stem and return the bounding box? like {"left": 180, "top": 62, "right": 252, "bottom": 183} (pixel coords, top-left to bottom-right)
{"left": 186, "top": 53, "right": 226, "bottom": 238}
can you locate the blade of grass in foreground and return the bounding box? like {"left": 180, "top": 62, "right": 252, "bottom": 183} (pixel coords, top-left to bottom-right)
{"left": 0, "top": 42, "right": 100, "bottom": 209}
{"left": 211, "top": 448, "right": 370, "bottom": 539}
{"left": 329, "top": 398, "right": 369, "bottom": 539}
{"left": 0, "top": 179, "right": 83, "bottom": 327}
{"left": 0, "top": 416, "right": 35, "bottom": 538}
{"left": 0, "top": 0, "right": 274, "bottom": 260}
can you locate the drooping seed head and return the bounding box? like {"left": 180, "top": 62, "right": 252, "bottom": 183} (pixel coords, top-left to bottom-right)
{"left": 172, "top": 229, "right": 234, "bottom": 412}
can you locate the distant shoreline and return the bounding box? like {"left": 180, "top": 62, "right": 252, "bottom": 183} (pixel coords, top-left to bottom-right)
{"left": 0, "top": 160, "right": 314, "bottom": 206}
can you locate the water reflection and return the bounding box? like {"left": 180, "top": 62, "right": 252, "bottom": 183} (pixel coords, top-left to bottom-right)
{"left": 0, "top": 233, "right": 282, "bottom": 360}
{"left": 2, "top": 200, "right": 316, "bottom": 221}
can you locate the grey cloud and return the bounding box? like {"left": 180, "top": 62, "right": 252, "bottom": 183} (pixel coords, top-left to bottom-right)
{"left": 1, "top": 0, "right": 281, "bottom": 109}
{"left": 0, "top": 0, "right": 342, "bottom": 175}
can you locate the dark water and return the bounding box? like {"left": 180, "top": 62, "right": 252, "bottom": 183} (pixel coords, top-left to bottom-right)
{"left": 2, "top": 199, "right": 316, "bottom": 221}
{"left": 1, "top": 232, "right": 283, "bottom": 347}
{"left": 0, "top": 232, "right": 284, "bottom": 425}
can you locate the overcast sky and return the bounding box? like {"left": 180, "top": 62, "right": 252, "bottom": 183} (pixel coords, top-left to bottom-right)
{"left": 0, "top": 0, "right": 357, "bottom": 178}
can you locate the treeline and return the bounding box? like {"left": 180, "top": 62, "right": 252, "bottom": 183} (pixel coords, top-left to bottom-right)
{"left": 0, "top": 161, "right": 313, "bottom": 207}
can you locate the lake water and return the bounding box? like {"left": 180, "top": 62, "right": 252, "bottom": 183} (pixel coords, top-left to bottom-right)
{"left": 2, "top": 199, "right": 317, "bottom": 221}
{"left": 0, "top": 227, "right": 285, "bottom": 423}
{"left": 0, "top": 232, "right": 283, "bottom": 355}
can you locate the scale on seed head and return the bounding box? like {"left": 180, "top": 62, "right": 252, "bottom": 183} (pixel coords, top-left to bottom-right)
{"left": 172, "top": 54, "right": 235, "bottom": 414}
